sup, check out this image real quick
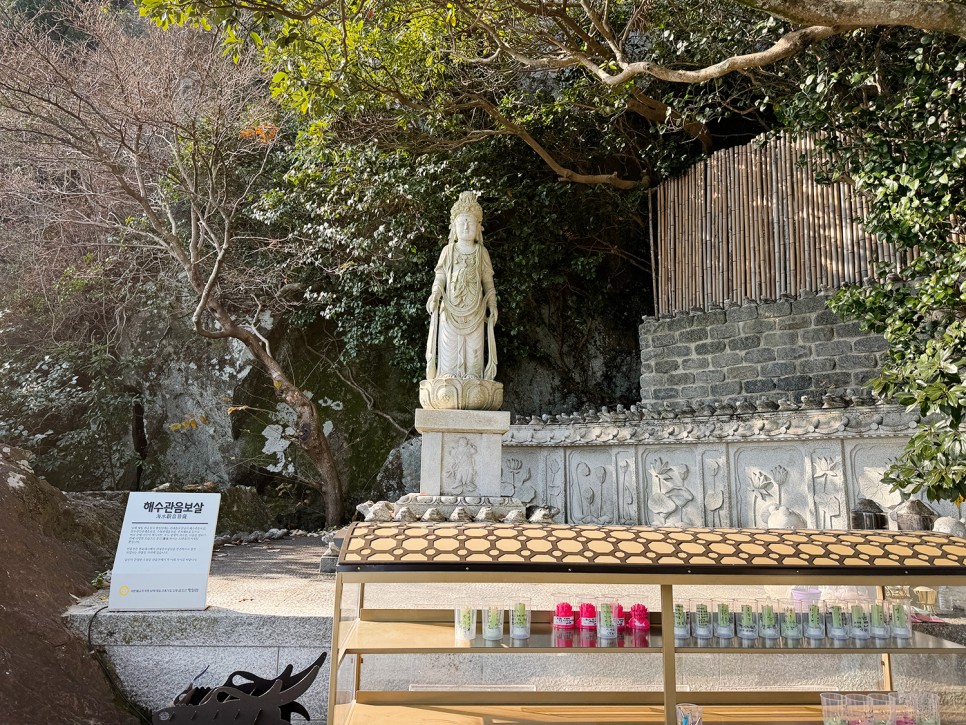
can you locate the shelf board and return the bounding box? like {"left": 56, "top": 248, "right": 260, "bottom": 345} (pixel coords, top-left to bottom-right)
{"left": 672, "top": 629, "right": 965, "bottom": 654}
{"left": 342, "top": 619, "right": 664, "bottom": 654}
{"left": 335, "top": 702, "right": 824, "bottom": 724}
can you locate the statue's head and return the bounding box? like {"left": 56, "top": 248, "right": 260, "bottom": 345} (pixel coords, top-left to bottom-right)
{"left": 449, "top": 191, "right": 483, "bottom": 244}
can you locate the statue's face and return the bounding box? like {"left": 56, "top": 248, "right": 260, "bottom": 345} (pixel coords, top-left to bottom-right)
{"left": 454, "top": 213, "right": 478, "bottom": 243}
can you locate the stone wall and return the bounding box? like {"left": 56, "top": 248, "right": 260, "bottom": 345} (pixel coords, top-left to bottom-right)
{"left": 500, "top": 405, "right": 958, "bottom": 528}
{"left": 638, "top": 292, "right": 889, "bottom": 405}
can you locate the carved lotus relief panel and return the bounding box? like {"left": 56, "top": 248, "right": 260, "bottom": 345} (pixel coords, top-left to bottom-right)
{"left": 501, "top": 450, "right": 543, "bottom": 505}
{"left": 806, "top": 444, "right": 848, "bottom": 530}
{"left": 700, "top": 447, "right": 730, "bottom": 527}
{"left": 615, "top": 448, "right": 638, "bottom": 525}
{"left": 566, "top": 450, "right": 617, "bottom": 525}
{"left": 639, "top": 448, "right": 703, "bottom": 527}
{"left": 732, "top": 445, "right": 809, "bottom": 528}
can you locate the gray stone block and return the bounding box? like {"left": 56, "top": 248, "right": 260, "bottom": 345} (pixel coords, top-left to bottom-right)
{"left": 640, "top": 361, "right": 655, "bottom": 374}
{"left": 729, "top": 335, "right": 762, "bottom": 351}
{"left": 799, "top": 358, "right": 835, "bottom": 373}
{"left": 744, "top": 348, "right": 777, "bottom": 364}
{"left": 761, "top": 330, "right": 800, "bottom": 347}
{"left": 703, "top": 311, "right": 727, "bottom": 325}
{"left": 651, "top": 332, "right": 677, "bottom": 348}
{"left": 814, "top": 309, "right": 843, "bottom": 326}
{"left": 815, "top": 372, "right": 853, "bottom": 389}
{"left": 791, "top": 295, "right": 829, "bottom": 314}
{"left": 726, "top": 305, "right": 759, "bottom": 322}
{"left": 665, "top": 372, "right": 696, "bottom": 386}
{"left": 695, "top": 369, "right": 726, "bottom": 384}
{"left": 777, "top": 375, "right": 814, "bottom": 391}
{"left": 762, "top": 361, "right": 796, "bottom": 378}
{"left": 742, "top": 318, "right": 777, "bottom": 334}
{"left": 695, "top": 340, "right": 727, "bottom": 355}
{"left": 837, "top": 353, "right": 877, "bottom": 370}
{"left": 679, "top": 327, "right": 709, "bottom": 343}
{"left": 639, "top": 374, "right": 665, "bottom": 389}
{"left": 710, "top": 322, "right": 740, "bottom": 340}
{"left": 710, "top": 352, "right": 743, "bottom": 368}
{"left": 776, "top": 345, "right": 810, "bottom": 361}
{"left": 654, "top": 359, "right": 681, "bottom": 374}
{"left": 801, "top": 327, "right": 835, "bottom": 343}
{"left": 835, "top": 321, "right": 864, "bottom": 338}
{"left": 710, "top": 381, "right": 743, "bottom": 397}
{"left": 665, "top": 344, "right": 695, "bottom": 358}
{"left": 744, "top": 378, "right": 777, "bottom": 394}
{"left": 853, "top": 370, "right": 879, "bottom": 386}
{"left": 652, "top": 387, "right": 679, "bottom": 400}
{"left": 680, "top": 385, "right": 710, "bottom": 399}
{"left": 682, "top": 357, "right": 710, "bottom": 371}
{"left": 815, "top": 340, "right": 854, "bottom": 357}
{"left": 759, "top": 301, "right": 792, "bottom": 318}
{"left": 726, "top": 365, "right": 758, "bottom": 381}
{"left": 854, "top": 335, "right": 889, "bottom": 353}
{"left": 775, "top": 315, "right": 813, "bottom": 331}
{"left": 663, "top": 315, "right": 694, "bottom": 333}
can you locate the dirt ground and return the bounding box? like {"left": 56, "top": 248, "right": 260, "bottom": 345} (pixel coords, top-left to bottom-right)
{"left": 0, "top": 446, "right": 138, "bottom": 725}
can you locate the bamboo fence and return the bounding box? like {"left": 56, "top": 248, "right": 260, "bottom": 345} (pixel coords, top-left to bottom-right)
{"left": 650, "top": 135, "right": 921, "bottom": 316}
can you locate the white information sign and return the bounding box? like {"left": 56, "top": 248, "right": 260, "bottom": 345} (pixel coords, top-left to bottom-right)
{"left": 109, "top": 492, "right": 221, "bottom": 611}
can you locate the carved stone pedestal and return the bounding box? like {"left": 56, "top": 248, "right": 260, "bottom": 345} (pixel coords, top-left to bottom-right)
{"left": 393, "top": 494, "right": 525, "bottom": 521}
{"left": 416, "top": 408, "right": 511, "bottom": 497}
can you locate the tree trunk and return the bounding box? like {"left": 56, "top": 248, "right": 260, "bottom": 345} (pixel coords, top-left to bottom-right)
{"left": 207, "top": 309, "right": 347, "bottom": 526}
{"left": 284, "top": 386, "right": 346, "bottom": 527}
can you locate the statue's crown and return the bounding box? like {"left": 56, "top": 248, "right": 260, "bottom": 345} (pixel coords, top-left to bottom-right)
{"left": 450, "top": 191, "right": 483, "bottom": 224}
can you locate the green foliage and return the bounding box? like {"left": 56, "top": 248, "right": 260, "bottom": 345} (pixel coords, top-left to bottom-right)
{"left": 256, "top": 133, "right": 649, "bottom": 385}
{"left": 780, "top": 30, "right": 966, "bottom": 501}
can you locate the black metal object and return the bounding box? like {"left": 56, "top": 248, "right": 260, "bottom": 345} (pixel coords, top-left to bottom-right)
{"left": 152, "top": 653, "right": 326, "bottom": 724}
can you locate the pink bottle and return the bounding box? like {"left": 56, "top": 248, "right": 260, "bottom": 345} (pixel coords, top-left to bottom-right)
{"left": 578, "top": 602, "right": 597, "bottom": 630}
{"left": 628, "top": 603, "right": 650, "bottom": 630}
{"left": 553, "top": 601, "right": 575, "bottom": 629}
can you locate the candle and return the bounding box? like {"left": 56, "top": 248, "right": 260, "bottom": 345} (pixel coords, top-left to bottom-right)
{"left": 553, "top": 600, "right": 575, "bottom": 629}
{"left": 510, "top": 600, "right": 531, "bottom": 639}
{"left": 628, "top": 603, "right": 650, "bottom": 630}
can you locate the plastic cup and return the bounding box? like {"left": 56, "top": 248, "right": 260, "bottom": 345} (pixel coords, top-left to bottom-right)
{"left": 676, "top": 703, "right": 703, "bottom": 725}
{"left": 597, "top": 599, "right": 620, "bottom": 640}
{"left": 482, "top": 603, "right": 505, "bottom": 641}
{"left": 890, "top": 600, "right": 913, "bottom": 639}
{"left": 714, "top": 599, "right": 735, "bottom": 638}
{"left": 870, "top": 601, "right": 890, "bottom": 638}
{"left": 454, "top": 605, "right": 476, "bottom": 641}
{"left": 672, "top": 601, "right": 690, "bottom": 637}
{"left": 578, "top": 599, "right": 598, "bottom": 631}
{"left": 758, "top": 598, "right": 780, "bottom": 639}
{"left": 690, "top": 599, "right": 714, "bottom": 639}
{"left": 779, "top": 599, "right": 804, "bottom": 639}
{"left": 736, "top": 599, "right": 758, "bottom": 640}
{"left": 509, "top": 598, "right": 531, "bottom": 639}
{"left": 850, "top": 601, "right": 872, "bottom": 640}
{"left": 552, "top": 594, "right": 575, "bottom": 629}
{"left": 827, "top": 601, "right": 851, "bottom": 640}
{"left": 805, "top": 600, "right": 827, "bottom": 638}
{"left": 868, "top": 692, "right": 895, "bottom": 725}
{"left": 896, "top": 691, "right": 940, "bottom": 725}
{"left": 845, "top": 693, "right": 872, "bottom": 725}
{"left": 820, "top": 692, "right": 846, "bottom": 725}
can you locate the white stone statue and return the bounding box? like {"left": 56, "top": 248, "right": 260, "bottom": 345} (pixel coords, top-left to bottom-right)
{"left": 420, "top": 191, "right": 503, "bottom": 410}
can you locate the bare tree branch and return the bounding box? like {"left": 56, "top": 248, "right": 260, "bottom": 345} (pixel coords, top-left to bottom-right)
{"left": 742, "top": 0, "right": 966, "bottom": 38}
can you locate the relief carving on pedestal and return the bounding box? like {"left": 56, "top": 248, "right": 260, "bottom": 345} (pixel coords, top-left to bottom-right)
{"left": 704, "top": 456, "right": 727, "bottom": 527}
{"left": 746, "top": 465, "right": 788, "bottom": 528}
{"left": 444, "top": 436, "right": 478, "bottom": 494}
{"left": 616, "top": 451, "right": 637, "bottom": 525}
{"left": 568, "top": 457, "right": 615, "bottom": 525}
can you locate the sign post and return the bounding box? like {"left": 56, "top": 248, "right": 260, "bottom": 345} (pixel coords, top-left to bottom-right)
{"left": 109, "top": 491, "right": 221, "bottom": 611}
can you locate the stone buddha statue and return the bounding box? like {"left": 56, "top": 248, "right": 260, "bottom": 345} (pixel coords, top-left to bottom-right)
{"left": 420, "top": 191, "right": 503, "bottom": 410}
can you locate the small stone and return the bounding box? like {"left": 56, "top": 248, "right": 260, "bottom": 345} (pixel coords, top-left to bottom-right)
{"left": 364, "top": 501, "right": 394, "bottom": 522}
{"left": 755, "top": 399, "right": 779, "bottom": 412}
{"left": 265, "top": 528, "right": 281, "bottom": 539}
{"left": 421, "top": 507, "right": 446, "bottom": 522}
{"left": 503, "top": 510, "right": 528, "bottom": 524}
{"left": 528, "top": 507, "right": 559, "bottom": 523}
{"left": 474, "top": 506, "right": 499, "bottom": 522}
{"left": 356, "top": 500, "right": 375, "bottom": 519}
{"left": 449, "top": 506, "right": 473, "bottom": 522}
{"left": 393, "top": 506, "right": 418, "bottom": 522}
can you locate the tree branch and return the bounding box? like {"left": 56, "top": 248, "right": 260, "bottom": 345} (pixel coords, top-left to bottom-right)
{"left": 742, "top": 0, "right": 966, "bottom": 38}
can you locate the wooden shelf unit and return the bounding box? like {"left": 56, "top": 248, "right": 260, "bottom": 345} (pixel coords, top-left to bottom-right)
{"left": 329, "top": 522, "right": 966, "bottom": 725}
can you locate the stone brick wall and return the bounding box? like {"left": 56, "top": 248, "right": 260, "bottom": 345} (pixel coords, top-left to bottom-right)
{"left": 638, "top": 292, "right": 889, "bottom": 404}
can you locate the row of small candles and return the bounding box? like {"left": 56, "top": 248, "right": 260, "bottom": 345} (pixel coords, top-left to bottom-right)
{"left": 454, "top": 597, "right": 651, "bottom": 641}
{"left": 672, "top": 598, "right": 913, "bottom": 640}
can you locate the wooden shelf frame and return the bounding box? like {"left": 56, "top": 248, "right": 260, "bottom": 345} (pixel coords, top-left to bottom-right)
{"left": 328, "top": 523, "right": 966, "bottom": 725}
